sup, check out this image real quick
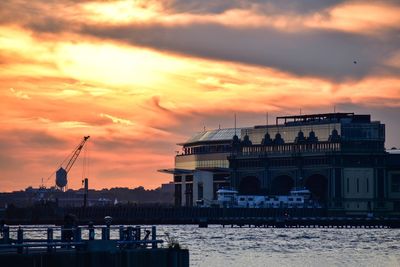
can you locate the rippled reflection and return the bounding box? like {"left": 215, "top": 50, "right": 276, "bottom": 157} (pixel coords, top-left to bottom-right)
{"left": 14, "top": 225, "right": 400, "bottom": 267}
{"left": 157, "top": 225, "right": 400, "bottom": 267}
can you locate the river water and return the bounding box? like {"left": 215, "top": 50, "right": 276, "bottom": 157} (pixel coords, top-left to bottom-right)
{"left": 157, "top": 225, "right": 400, "bottom": 267}
{"left": 12, "top": 225, "right": 400, "bottom": 267}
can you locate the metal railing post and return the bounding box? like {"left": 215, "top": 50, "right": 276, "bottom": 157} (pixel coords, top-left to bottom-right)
{"left": 0, "top": 225, "right": 164, "bottom": 253}
{"left": 106, "top": 226, "right": 110, "bottom": 240}
{"left": 151, "top": 226, "right": 157, "bottom": 249}
{"left": 47, "top": 228, "right": 53, "bottom": 253}
{"left": 74, "top": 227, "right": 82, "bottom": 242}
{"left": 17, "top": 227, "right": 23, "bottom": 254}
{"left": 127, "top": 227, "right": 133, "bottom": 241}
{"left": 61, "top": 225, "right": 65, "bottom": 242}
{"left": 119, "top": 226, "right": 124, "bottom": 241}
{"left": 74, "top": 227, "right": 82, "bottom": 250}
{"left": 101, "top": 227, "right": 107, "bottom": 240}
{"left": 3, "top": 226, "right": 9, "bottom": 243}
{"left": 135, "top": 226, "right": 141, "bottom": 241}
{"left": 89, "top": 225, "right": 95, "bottom": 241}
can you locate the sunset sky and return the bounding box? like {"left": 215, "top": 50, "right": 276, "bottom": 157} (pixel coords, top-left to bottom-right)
{"left": 1, "top": 0, "right": 400, "bottom": 192}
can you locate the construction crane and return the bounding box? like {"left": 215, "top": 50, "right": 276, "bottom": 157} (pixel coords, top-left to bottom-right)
{"left": 55, "top": 136, "right": 90, "bottom": 190}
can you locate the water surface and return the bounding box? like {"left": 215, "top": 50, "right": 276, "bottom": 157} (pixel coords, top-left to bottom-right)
{"left": 157, "top": 225, "right": 400, "bottom": 267}
{"left": 13, "top": 225, "right": 400, "bottom": 267}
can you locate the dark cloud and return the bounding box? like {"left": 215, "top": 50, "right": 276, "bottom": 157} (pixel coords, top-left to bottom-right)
{"left": 93, "top": 137, "right": 175, "bottom": 153}
{"left": 28, "top": 17, "right": 70, "bottom": 34}
{"left": 158, "top": 0, "right": 345, "bottom": 15}
{"left": 151, "top": 96, "right": 173, "bottom": 113}
{"left": 81, "top": 22, "right": 400, "bottom": 81}
{"left": 0, "top": 129, "right": 70, "bottom": 187}
{"left": 156, "top": 0, "right": 241, "bottom": 14}
{"left": 0, "top": 129, "right": 68, "bottom": 151}
{"left": 1, "top": 0, "right": 399, "bottom": 81}
{"left": 0, "top": 154, "right": 20, "bottom": 169}
{"left": 0, "top": 0, "right": 400, "bottom": 81}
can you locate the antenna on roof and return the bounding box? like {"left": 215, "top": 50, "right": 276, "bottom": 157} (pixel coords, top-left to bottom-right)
{"left": 218, "top": 124, "right": 221, "bottom": 130}
{"left": 266, "top": 112, "right": 269, "bottom": 136}
{"left": 234, "top": 113, "right": 237, "bottom": 136}
{"left": 328, "top": 118, "right": 332, "bottom": 135}
{"left": 276, "top": 117, "right": 280, "bottom": 134}
{"left": 299, "top": 109, "right": 303, "bottom": 131}
{"left": 331, "top": 106, "right": 337, "bottom": 131}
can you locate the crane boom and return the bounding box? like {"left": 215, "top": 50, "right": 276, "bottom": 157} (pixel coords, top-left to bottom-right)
{"left": 64, "top": 136, "right": 90, "bottom": 173}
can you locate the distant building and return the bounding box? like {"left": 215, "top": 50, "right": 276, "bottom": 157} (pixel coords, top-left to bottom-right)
{"left": 0, "top": 186, "right": 174, "bottom": 207}
{"left": 159, "top": 182, "right": 175, "bottom": 204}
{"left": 159, "top": 128, "right": 244, "bottom": 206}
{"left": 160, "top": 182, "right": 175, "bottom": 194}
{"left": 161, "top": 112, "right": 400, "bottom": 216}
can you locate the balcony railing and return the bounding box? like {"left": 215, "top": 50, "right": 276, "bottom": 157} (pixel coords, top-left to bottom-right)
{"left": 238, "top": 142, "right": 341, "bottom": 157}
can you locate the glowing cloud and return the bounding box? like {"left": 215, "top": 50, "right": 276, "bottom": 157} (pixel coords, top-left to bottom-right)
{"left": 10, "top": 88, "right": 30, "bottom": 100}
{"left": 0, "top": 0, "right": 399, "bottom": 191}
{"left": 100, "top": 113, "right": 134, "bottom": 126}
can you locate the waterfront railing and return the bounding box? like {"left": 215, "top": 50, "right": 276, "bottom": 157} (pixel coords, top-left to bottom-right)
{"left": 0, "top": 225, "right": 163, "bottom": 254}
{"left": 240, "top": 141, "right": 341, "bottom": 157}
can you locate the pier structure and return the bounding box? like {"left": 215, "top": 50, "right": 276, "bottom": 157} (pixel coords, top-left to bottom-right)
{"left": 161, "top": 112, "right": 400, "bottom": 216}
{"left": 230, "top": 113, "right": 400, "bottom": 216}
{"left": 0, "top": 224, "right": 188, "bottom": 267}
{"left": 2, "top": 206, "right": 400, "bottom": 229}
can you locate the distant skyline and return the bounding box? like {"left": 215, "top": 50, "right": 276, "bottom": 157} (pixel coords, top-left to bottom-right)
{"left": 1, "top": 0, "right": 399, "bottom": 192}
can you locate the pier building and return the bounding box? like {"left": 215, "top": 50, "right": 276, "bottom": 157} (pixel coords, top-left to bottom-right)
{"left": 161, "top": 112, "right": 400, "bottom": 216}
{"left": 159, "top": 128, "right": 245, "bottom": 206}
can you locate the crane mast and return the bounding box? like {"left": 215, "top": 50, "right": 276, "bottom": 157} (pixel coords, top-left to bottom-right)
{"left": 64, "top": 136, "right": 90, "bottom": 172}
{"left": 55, "top": 136, "right": 90, "bottom": 190}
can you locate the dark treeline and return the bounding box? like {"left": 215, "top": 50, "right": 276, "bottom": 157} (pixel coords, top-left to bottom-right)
{"left": 0, "top": 185, "right": 174, "bottom": 208}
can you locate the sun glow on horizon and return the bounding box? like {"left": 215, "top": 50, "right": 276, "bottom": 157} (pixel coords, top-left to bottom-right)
{"left": 0, "top": 0, "right": 399, "bottom": 192}
{"left": 81, "top": 1, "right": 161, "bottom": 24}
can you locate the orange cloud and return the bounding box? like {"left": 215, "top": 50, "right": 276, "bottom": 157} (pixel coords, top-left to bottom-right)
{"left": 0, "top": 0, "right": 399, "bottom": 192}
{"left": 306, "top": 2, "right": 400, "bottom": 34}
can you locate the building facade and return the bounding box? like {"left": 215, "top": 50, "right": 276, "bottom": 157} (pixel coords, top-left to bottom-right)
{"left": 159, "top": 128, "right": 242, "bottom": 206}
{"left": 161, "top": 113, "right": 400, "bottom": 216}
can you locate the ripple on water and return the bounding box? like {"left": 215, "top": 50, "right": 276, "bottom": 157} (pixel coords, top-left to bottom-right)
{"left": 20, "top": 225, "right": 400, "bottom": 267}
{"left": 173, "top": 226, "right": 400, "bottom": 267}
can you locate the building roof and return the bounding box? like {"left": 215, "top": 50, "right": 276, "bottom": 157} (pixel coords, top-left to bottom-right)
{"left": 158, "top": 167, "right": 231, "bottom": 174}
{"left": 157, "top": 168, "right": 194, "bottom": 175}
{"left": 180, "top": 128, "right": 246, "bottom": 145}
{"left": 276, "top": 112, "right": 371, "bottom": 126}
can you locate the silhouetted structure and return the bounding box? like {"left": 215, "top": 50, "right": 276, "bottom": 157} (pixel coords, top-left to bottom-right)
{"left": 162, "top": 112, "right": 400, "bottom": 216}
